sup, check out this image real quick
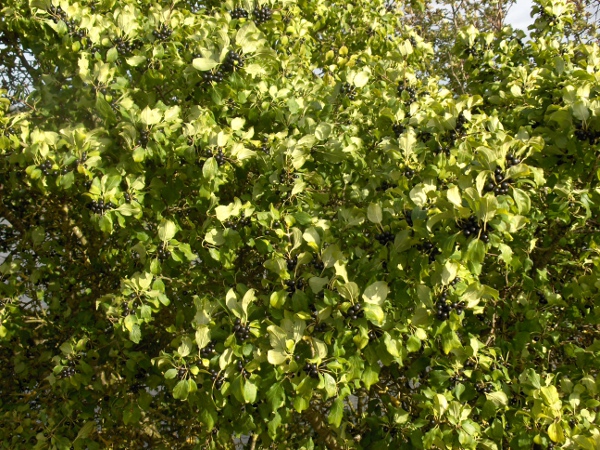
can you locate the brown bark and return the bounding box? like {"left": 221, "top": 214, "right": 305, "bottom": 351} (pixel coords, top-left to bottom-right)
{"left": 303, "top": 406, "right": 345, "bottom": 450}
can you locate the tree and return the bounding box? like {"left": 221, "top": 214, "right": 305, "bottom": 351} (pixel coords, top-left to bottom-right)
{"left": 1, "top": 0, "right": 600, "bottom": 448}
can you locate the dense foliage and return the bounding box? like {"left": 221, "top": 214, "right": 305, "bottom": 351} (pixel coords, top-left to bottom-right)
{"left": 1, "top": 0, "right": 600, "bottom": 449}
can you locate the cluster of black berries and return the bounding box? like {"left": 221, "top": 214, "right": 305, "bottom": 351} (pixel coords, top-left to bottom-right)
{"left": 60, "top": 366, "right": 76, "bottom": 379}
{"left": 230, "top": 7, "right": 249, "bottom": 19}
{"left": 434, "top": 145, "right": 451, "bottom": 156}
{"left": 417, "top": 240, "right": 440, "bottom": 263}
{"left": 403, "top": 167, "right": 415, "bottom": 178}
{"left": 505, "top": 153, "right": 521, "bottom": 168}
{"left": 68, "top": 21, "right": 85, "bottom": 39}
{"left": 476, "top": 383, "right": 494, "bottom": 394}
{"left": 39, "top": 160, "right": 54, "bottom": 176}
{"left": 378, "top": 180, "right": 397, "bottom": 191}
{"left": 233, "top": 318, "right": 251, "bottom": 342}
{"left": 463, "top": 47, "right": 478, "bottom": 57}
{"left": 201, "top": 341, "right": 217, "bottom": 358}
{"left": 59, "top": 361, "right": 76, "bottom": 379}
{"left": 130, "top": 382, "right": 144, "bottom": 394}
{"left": 458, "top": 216, "right": 489, "bottom": 243}
{"left": 202, "top": 70, "right": 225, "bottom": 84}
{"left": 403, "top": 210, "right": 413, "bottom": 227}
{"left": 574, "top": 125, "right": 600, "bottom": 144}
{"left": 212, "top": 147, "right": 226, "bottom": 166}
{"left": 314, "top": 321, "right": 327, "bottom": 332}
{"left": 114, "top": 38, "right": 141, "bottom": 55}
{"left": 176, "top": 367, "right": 186, "bottom": 379}
{"left": 253, "top": 5, "right": 272, "bottom": 24}
{"left": 121, "top": 302, "right": 138, "bottom": 317}
{"left": 340, "top": 82, "right": 357, "bottom": 100}
{"left": 259, "top": 136, "right": 270, "bottom": 154}
{"left": 376, "top": 230, "right": 395, "bottom": 245}
{"left": 222, "top": 50, "right": 244, "bottom": 73}
{"left": 285, "top": 278, "right": 303, "bottom": 295}
{"left": 455, "top": 112, "right": 467, "bottom": 132}
{"left": 152, "top": 26, "right": 172, "bottom": 41}
{"left": 381, "top": 425, "right": 398, "bottom": 437}
{"left": 287, "top": 256, "right": 298, "bottom": 271}
{"left": 346, "top": 303, "right": 364, "bottom": 320}
{"left": 484, "top": 166, "right": 512, "bottom": 196}
{"left": 223, "top": 217, "right": 251, "bottom": 230}
{"left": 435, "top": 291, "right": 464, "bottom": 321}
{"left": 209, "top": 369, "right": 224, "bottom": 389}
{"left": 313, "top": 259, "right": 324, "bottom": 271}
{"left": 49, "top": 5, "right": 67, "bottom": 21}
{"left": 157, "top": 247, "right": 171, "bottom": 261}
{"left": 398, "top": 84, "right": 416, "bottom": 103}
{"left": 237, "top": 359, "right": 246, "bottom": 375}
{"left": 88, "top": 199, "right": 115, "bottom": 215}
{"left": 303, "top": 362, "right": 319, "bottom": 379}
{"left": 124, "top": 192, "right": 133, "bottom": 202}
{"left": 449, "top": 373, "right": 466, "bottom": 387}
{"left": 450, "top": 277, "right": 461, "bottom": 287}
{"left": 392, "top": 123, "right": 405, "bottom": 137}
{"left": 137, "top": 130, "right": 150, "bottom": 147}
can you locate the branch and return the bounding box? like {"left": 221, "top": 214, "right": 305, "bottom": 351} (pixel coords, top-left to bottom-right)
{"left": 248, "top": 434, "right": 258, "bottom": 450}
{"left": 303, "top": 406, "right": 345, "bottom": 450}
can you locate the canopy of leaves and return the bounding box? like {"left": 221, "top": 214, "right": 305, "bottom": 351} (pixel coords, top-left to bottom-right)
{"left": 1, "top": 0, "right": 600, "bottom": 449}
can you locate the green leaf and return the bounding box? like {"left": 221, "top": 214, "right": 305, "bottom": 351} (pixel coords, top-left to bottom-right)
{"left": 266, "top": 382, "right": 286, "bottom": 410}
{"left": 315, "top": 123, "right": 332, "bottom": 140}
{"left": 193, "top": 57, "right": 219, "bottom": 71}
{"left": 231, "top": 117, "right": 245, "bottom": 131}
{"left": 321, "top": 373, "right": 337, "bottom": 399}
{"left": 447, "top": 185, "right": 462, "bottom": 207}
{"left": 466, "top": 238, "right": 485, "bottom": 265}
{"left": 353, "top": 70, "right": 369, "bottom": 88}
{"left": 572, "top": 101, "right": 589, "bottom": 121}
{"left": 441, "top": 331, "right": 462, "bottom": 354}
{"left": 99, "top": 214, "right": 113, "bottom": 234}
{"left": 75, "top": 421, "right": 95, "bottom": 440}
{"left": 367, "top": 203, "right": 382, "bottom": 224}
{"left": 362, "top": 281, "right": 388, "bottom": 306}
{"left": 60, "top": 342, "right": 73, "bottom": 355}
{"left": 203, "top": 158, "right": 218, "bottom": 180}
{"left": 243, "top": 379, "right": 257, "bottom": 403}
{"left": 200, "top": 403, "right": 217, "bottom": 429}
{"left": 441, "top": 261, "right": 458, "bottom": 285}
{"left": 364, "top": 303, "right": 384, "bottom": 326}
{"left": 434, "top": 393, "right": 449, "bottom": 417}
{"left": 129, "top": 324, "right": 141, "bottom": 344}
{"left": 303, "top": 227, "right": 321, "bottom": 250}
{"left": 477, "top": 195, "right": 497, "bottom": 223}
{"left": 540, "top": 385, "right": 560, "bottom": 406}
{"left": 512, "top": 187, "right": 531, "bottom": 214}
{"left": 327, "top": 397, "right": 344, "bottom": 427}
{"left": 195, "top": 326, "right": 211, "bottom": 349}
{"left": 486, "top": 391, "right": 508, "bottom": 407}
{"left": 158, "top": 220, "right": 177, "bottom": 241}
{"left": 267, "top": 349, "right": 287, "bottom": 365}
{"left": 122, "top": 404, "right": 141, "bottom": 424}
{"left": 406, "top": 334, "right": 421, "bottom": 353}
{"left": 140, "top": 106, "right": 162, "bottom": 125}
{"left": 172, "top": 379, "right": 189, "bottom": 400}
{"left": 362, "top": 365, "right": 379, "bottom": 390}
{"left": 548, "top": 422, "right": 564, "bottom": 443}
{"left": 165, "top": 368, "right": 178, "bottom": 379}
